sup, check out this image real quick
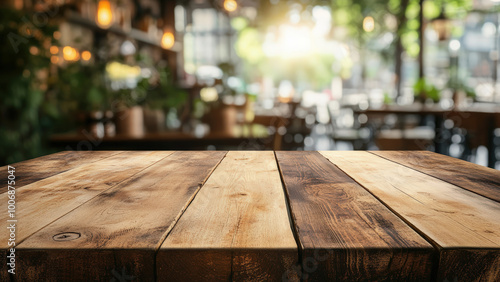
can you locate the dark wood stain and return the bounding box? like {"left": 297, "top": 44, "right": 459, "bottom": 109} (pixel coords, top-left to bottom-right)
{"left": 275, "top": 151, "right": 435, "bottom": 281}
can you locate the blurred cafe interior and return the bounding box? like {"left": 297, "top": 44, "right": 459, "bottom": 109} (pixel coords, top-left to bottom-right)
{"left": 1, "top": 0, "right": 500, "bottom": 169}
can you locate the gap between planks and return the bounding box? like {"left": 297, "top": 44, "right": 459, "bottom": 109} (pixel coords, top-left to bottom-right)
{"left": 0, "top": 151, "right": 125, "bottom": 194}
{"left": 1, "top": 152, "right": 175, "bottom": 248}
{"left": 367, "top": 150, "right": 500, "bottom": 204}
{"left": 152, "top": 151, "right": 229, "bottom": 252}
{"left": 156, "top": 151, "right": 298, "bottom": 281}
{"left": 319, "top": 151, "right": 500, "bottom": 281}
{"left": 276, "top": 151, "right": 435, "bottom": 281}
{"left": 320, "top": 151, "right": 500, "bottom": 247}
{"left": 13, "top": 151, "right": 228, "bottom": 281}
{"left": 323, "top": 153, "right": 443, "bottom": 249}
{"left": 319, "top": 152, "right": 445, "bottom": 280}
{"left": 273, "top": 151, "right": 305, "bottom": 267}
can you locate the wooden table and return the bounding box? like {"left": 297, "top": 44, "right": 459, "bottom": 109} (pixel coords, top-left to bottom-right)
{"left": 1, "top": 151, "right": 499, "bottom": 281}
{"left": 358, "top": 103, "right": 500, "bottom": 166}
{"left": 50, "top": 132, "right": 276, "bottom": 151}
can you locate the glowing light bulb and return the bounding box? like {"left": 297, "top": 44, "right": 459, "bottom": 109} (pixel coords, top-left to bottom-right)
{"left": 50, "top": 46, "right": 59, "bottom": 54}
{"left": 63, "top": 46, "right": 79, "bottom": 61}
{"left": 96, "top": 0, "right": 113, "bottom": 29}
{"left": 161, "top": 32, "right": 175, "bottom": 49}
{"left": 53, "top": 31, "right": 61, "bottom": 40}
{"left": 81, "top": 51, "right": 92, "bottom": 61}
{"left": 29, "top": 46, "right": 39, "bottom": 55}
{"left": 363, "top": 16, "right": 375, "bottom": 32}
{"left": 224, "top": 0, "right": 237, "bottom": 12}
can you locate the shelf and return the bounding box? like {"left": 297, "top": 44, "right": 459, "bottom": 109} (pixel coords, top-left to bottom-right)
{"left": 66, "top": 13, "right": 182, "bottom": 52}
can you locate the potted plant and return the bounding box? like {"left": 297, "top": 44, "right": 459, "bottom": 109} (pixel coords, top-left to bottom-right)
{"left": 143, "top": 68, "right": 187, "bottom": 133}
{"left": 200, "top": 62, "right": 239, "bottom": 136}
{"left": 413, "top": 78, "right": 440, "bottom": 104}
{"left": 57, "top": 62, "right": 110, "bottom": 138}
{"left": 111, "top": 77, "right": 148, "bottom": 137}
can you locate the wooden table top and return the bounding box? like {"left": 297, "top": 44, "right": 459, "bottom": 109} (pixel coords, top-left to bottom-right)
{"left": 358, "top": 103, "right": 500, "bottom": 115}
{"left": 1, "top": 151, "right": 499, "bottom": 281}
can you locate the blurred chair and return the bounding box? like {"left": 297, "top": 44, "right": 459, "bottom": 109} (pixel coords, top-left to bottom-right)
{"left": 327, "top": 101, "right": 373, "bottom": 150}
{"left": 251, "top": 102, "right": 313, "bottom": 150}
{"left": 375, "top": 126, "right": 435, "bottom": 150}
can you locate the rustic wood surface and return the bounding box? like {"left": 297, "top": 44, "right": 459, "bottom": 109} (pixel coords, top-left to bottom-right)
{"left": 1, "top": 150, "right": 499, "bottom": 281}
{"left": 158, "top": 151, "right": 298, "bottom": 281}
{"left": 371, "top": 150, "right": 500, "bottom": 203}
{"left": 14, "top": 151, "right": 226, "bottom": 281}
{"left": 0, "top": 151, "right": 122, "bottom": 194}
{"left": 321, "top": 151, "right": 500, "bottom": 281}
{"left": 276, "top": 151, "right": 434, "bottom": 281}
{"left": 0, "top": 151, "right": 171, "bottom": 249}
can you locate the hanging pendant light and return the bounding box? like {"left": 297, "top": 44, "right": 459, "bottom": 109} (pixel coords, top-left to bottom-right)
{"left": 223, "top": 0, "right": 237, "bottom": 12}
{"left": 161, "top": 31, "right": 175, "bottom": 49}
{"left": 363, "top": 16, "right": 375, "bottom": 33}
{"left": 96, "top": 0, "right": 113, "bottom": 29}
{"left": 431, "top": 8, "right": 451, "bottom": 41}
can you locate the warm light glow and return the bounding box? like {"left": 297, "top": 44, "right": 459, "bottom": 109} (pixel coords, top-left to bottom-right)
{"left": 50, "top": 46, "right": 59, "bottom": 54}
{"left": 432, "top": 19, "right": 451, "bottom": 41}
{"left": 223, "top": 0, "right": 238, "bottom": 12}
{"left": 53, "top": 31, "right": 61, "bottom": 40}
{"left": 200, "top": 87, "right": 219, "bottom": 102}
{"left": 106, "top": 61, "right": 141, "bottom": 80}
{"left": 96, "top": 0, "right": 113, "bottom": 29}
{"left": 363, "top": 16, "right": 375, "bottom": 32}
{"left": 431, "top": 9, "right": 451, "bottom": 41}
{"left": 263, "top": 25, "right": 312, "bottom": 58}
{"left": 50, "top": 56, "right": 59, "bottom": 64}
{"left": 278, "top": 80, "right": 295, "bottom": 103}
{"left": 63, "top": 46, "right": 79, "bottom": 61}
{"left": 81, "top": 51, "right": 92, "bottom": 61}
{"left": 161, "top": 32, "right": 175, "bottom": 49}
{"left": 29, "top": 46, "right": 39, "bottom": 55}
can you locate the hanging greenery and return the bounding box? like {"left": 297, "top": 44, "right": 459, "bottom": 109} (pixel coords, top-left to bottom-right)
{"left": 0, "top": 8, "right": 59, "bottom": 165}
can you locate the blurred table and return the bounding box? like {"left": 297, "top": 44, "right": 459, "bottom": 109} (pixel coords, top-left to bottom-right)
{"left": 2, "top": 151, "right": 499, "bottom": 281}
{"left": 50, "top": 131, "right": 277, "bottom": 151}
{"left": 357, "top": 103, "right": 500, "bottom": 167}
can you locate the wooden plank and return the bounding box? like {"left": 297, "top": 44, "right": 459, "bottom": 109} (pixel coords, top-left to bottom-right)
{"left": 320, "top": 151, "right": 500, "bottom": 281}
{"left": 15, "top": 151, "right": 226, "bottom": 281}
{"left": 0, "top": 151, "right": 123, "bottom": 193}
{"left": 0, "top": 151, "right": 171, "bottom": 281}
{"left": 0, "top": 151, "right": 170, "bottom": 247}
{"left": 276, "top": 151, "right": 434, "bottom": 281}
{"left": 157, "top": 151, "right": 298, "bottom": 281}
{"left": 371, "top": 150, "right": 500, "bottom": 203}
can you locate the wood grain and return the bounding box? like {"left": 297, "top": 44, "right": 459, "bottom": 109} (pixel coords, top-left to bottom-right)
{"left": 157, "top": 151, "right": 298, "bottom": 281}
{"left": 0, "top": 151, "right": 123, "bottom": 193}
{"left": 1, "top": 151, "right": 171, "bottom": 281}
{"left": 371, "top": 150, "right": 500, "bottom": 203}
{"left": 0, "top": 151, "right": 171, "bottom": 249}
{"left": 15, "top": 151, "right": 226, "bottom": 281}
{"left": 276, "top": 151, "right": 434, "bottom": 281}
{"left": 320, "top": 151, "right": 500, "bottom": 281}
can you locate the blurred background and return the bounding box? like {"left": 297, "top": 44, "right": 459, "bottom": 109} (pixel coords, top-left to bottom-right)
{"left": 1, "top": 0, "right": 500, "bottom": 169}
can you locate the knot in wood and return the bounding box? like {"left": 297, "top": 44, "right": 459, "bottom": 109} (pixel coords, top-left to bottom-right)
{"left": 52, "top": 232, "right": 81, "bottom": 241}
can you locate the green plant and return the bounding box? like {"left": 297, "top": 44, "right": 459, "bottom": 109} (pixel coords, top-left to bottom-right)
{"left": 146, "top": 68, "right": 187, "bottom": 111}
{"left": 413, "top": 78, "right": 440, "bottom": 102}
{"left": 0, "top": 8, "right": 59, "bottom": 165}
{"left": 110, "top": 77, "right": 149, "bottom": 110}
{"left": 57, "top": 61, "right": 109, "bottom": 113}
